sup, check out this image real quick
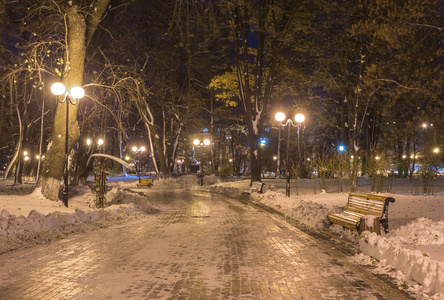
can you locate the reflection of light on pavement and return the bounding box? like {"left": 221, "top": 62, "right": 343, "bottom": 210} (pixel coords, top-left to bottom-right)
{"left": 188, "top": 200, "right": 211, "bottom": 225}
{"left": 264, "top": 224, "right": 281, "bottom": 234}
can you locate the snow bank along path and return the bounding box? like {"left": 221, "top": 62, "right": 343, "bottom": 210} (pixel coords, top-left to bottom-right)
{"left": 0, "top": 185, "right": 163, "bottom": 254}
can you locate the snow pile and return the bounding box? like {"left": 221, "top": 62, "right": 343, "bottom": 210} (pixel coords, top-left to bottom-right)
{"left": 153, "top": 175, "right": 203, "bottom": 189}
{"left": 0, "top": 204, "right": 138, "bottom": 253}
{"left": 389, "top": 218, "right": 444, "bottom": 247}
{"left": 201, "top": 174, "right": 222, "bottom": 185}
{"left": 359, "top": 219, "right": 444, "bottom": 296}
{"left": 107, "top": 188, "right": 161, "bottom": 213}
{"left": 0, "top": 187, "right": 164, "bottom": 254}
{"left": 250, "top": 190, "right": 331, "bottom": 229}
{"left": 197, "top": 180, "right": 343, "bottom": 231}
{"left": 350, "top": 253, "right": 440, "bottom": 299}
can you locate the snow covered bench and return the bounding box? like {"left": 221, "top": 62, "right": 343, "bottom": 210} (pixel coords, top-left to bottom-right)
{"left": 327, "top": 193, "right": 395, "bottom": 234}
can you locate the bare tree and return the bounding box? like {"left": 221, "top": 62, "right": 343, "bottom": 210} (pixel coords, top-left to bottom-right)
{"left": 37, "top": 1, "right": 113, "bottom": 201}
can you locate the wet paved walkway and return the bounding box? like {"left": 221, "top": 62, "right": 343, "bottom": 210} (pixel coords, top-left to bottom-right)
{"left": 0, "top": 190, "right": 414, "bottom": 299}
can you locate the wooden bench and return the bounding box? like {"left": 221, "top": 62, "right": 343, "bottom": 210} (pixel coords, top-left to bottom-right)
{"left": 251, "top": 181, "right": 265, "bottom": 194}
{"left": 137, "top": 178, "right": 153, "bottom": 187}
{"left": 327, "top": 193, "right": 395, "bottom": 234}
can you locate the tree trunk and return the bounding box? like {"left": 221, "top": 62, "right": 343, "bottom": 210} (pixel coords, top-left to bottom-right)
{"left": 73, "top": 140, "right": 94, "bottom": 186}
{"left": 250, "top": 133, "right": 261, "bottom": 182}
{"left": 13, "top": 107, "right": 23, "bottom": 184}
{"left": 36, "top": 92, "right": 45, "bottom": 182}
{"left": 146, "top": 128, "right": 160, "bottom": 177}
{"left": 38, "top": 6, "right": 86, "bottom": 201}
{"left": 119, "top": 129, "right": 126, "bottom": 176}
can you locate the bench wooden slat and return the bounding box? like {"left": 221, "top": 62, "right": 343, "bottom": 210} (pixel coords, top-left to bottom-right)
{"left": 137, "top": 178, "right": 153, "bottom": 187}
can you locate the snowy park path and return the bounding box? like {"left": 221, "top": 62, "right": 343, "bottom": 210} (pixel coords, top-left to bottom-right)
{"left": 0, "top": 190, "right": 415, "bottom": 299}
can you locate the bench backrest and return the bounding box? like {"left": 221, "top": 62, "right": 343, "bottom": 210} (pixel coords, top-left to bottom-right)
{"left": 346, "top": 193, "right": 394, "bottom": 217}
{"left": 251, "top": 182, "right": 265, "bottom": 193}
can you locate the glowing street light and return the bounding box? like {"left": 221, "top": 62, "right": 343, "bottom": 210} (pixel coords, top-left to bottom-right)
{"left": 433, "top": 148, "right": 439, "bottom": 154}
{"left": 193, "top": 138, "right": 211, "bottom": 179}
{"left": 132, "top": 146, "right": 146, "bottom": 183}
{"left": 295, "top": 113, "right": 305, "bottom": 123}
{"left": 51, "top": 82, "right": 84, "bottom": 207}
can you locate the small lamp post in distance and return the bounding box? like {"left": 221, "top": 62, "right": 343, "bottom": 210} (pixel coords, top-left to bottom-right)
{"left": 193, "top": 138, "right": 210, "bottom": 185}
{"left": 275, "top": 112, "right": 305, "bottom": 197}
{"left": 132, "top": 146, "right": 146, "bottom": 183}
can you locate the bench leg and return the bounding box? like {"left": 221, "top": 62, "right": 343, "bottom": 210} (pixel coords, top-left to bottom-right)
{"left": 380, "top": 219, "right": 389, "bottom": 234}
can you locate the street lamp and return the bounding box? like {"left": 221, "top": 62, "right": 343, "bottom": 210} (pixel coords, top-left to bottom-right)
{"left": 51, "top": 82, "right": 84, "bottom": 207}
{"left": 193, "top": 138, "right": 210, "bottom": 172}
{"left": 176, "top": 158, "right": 184, "bottom": 177}
{"left": 275, "top": 112, "right": 305, "bottom": 197}
{"left": 295, "top": 113, "right": 305, "bottom": 159}
{"left": 97, "top": 138, "right": 104, "bottom": 153}
{"left": 132, "top": 146, "right": 146, "bottom": 183}
{"left": 193, "top": 138, "right": 210, "bottom": 185}
{"left": 275, "top": 112, "right": 285, "bottom": 179}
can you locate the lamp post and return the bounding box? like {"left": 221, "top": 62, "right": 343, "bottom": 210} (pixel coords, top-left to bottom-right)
{"left": 193, "top": 138, "right": 210, "bottom": 172}
{"left": 176, "top": 158, "right": 183, "bottom": 177}
{"left": 295, "top": 113, "right": 305, "bottom": 160}
{"left": 275, "top": 112, "right": 305, "bottom": 197}
{"left": 132, "top": 146, "right": 146, "bottom": 183}
{"left": 97, "top": 138, "right": 104, "bottom": 152}
{"left": 275, "top": 112, "right": 285, "bottom": 179}
{"left": 193, "top": 138, "right": 210, "bottom": 185}
{"left": 51, "top": 82, "right": 84, "bottom": 207}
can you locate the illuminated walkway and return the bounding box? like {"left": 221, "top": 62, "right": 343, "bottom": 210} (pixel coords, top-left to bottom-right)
{"left": 0, "top": 190, "right": 414, "bottom": 299}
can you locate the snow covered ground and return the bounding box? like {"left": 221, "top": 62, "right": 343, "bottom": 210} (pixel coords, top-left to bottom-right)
{"left": 0, "top": 175, "right": 443, "bottom": 299}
